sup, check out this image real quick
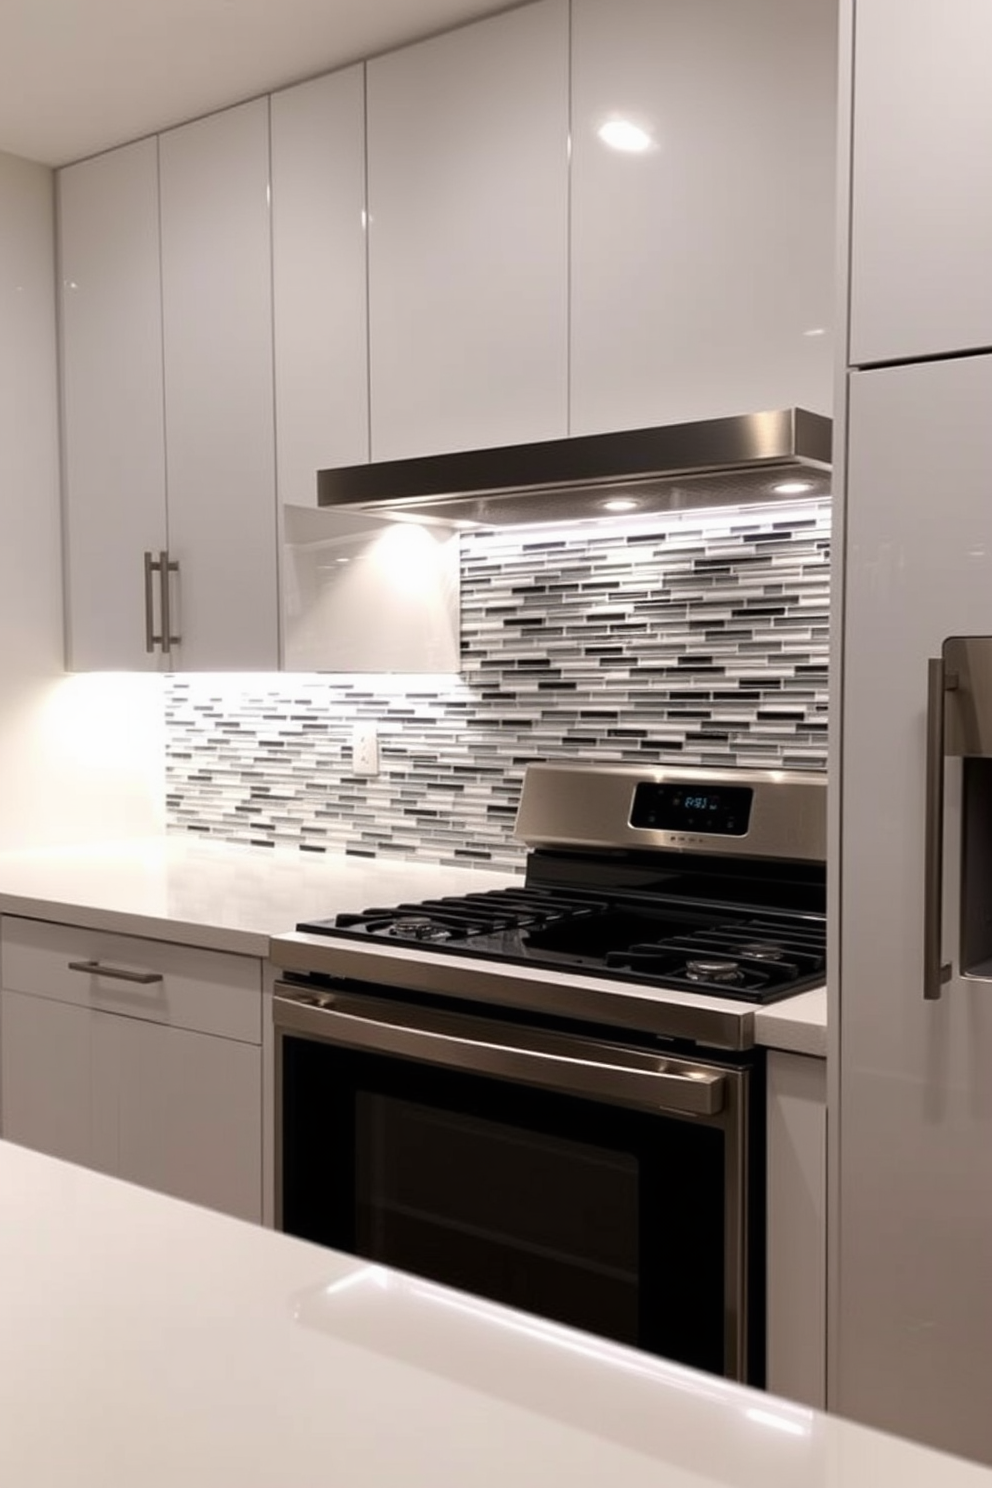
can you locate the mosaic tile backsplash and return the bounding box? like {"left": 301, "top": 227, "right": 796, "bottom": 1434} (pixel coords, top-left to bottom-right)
{"left": 166, "top": 498, "right": 830, "bottom": 870}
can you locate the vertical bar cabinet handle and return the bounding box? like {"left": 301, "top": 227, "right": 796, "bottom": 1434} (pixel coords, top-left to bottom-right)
{"left": 144, "top": 550, "right": 157, "bottom": 653}
{"left": 924, "top": 656, "right": 952, "bottom": 999}
{"left": 159, "top": 550, "right": 181, "bottom": 653}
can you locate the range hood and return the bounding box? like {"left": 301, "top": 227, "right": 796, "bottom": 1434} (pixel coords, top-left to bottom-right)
{"left": 317, "top": 408, "right": 831, "bottom": 528}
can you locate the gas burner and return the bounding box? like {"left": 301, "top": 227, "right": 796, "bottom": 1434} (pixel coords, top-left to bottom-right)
{"left": 387, "top": 916, "right": 454, "bottom": 943}
{"left": 684, "top": 958, "right": 744, "bottom": 985}
{"left": 735, "top": 942, "right": 785, "bottom": 961}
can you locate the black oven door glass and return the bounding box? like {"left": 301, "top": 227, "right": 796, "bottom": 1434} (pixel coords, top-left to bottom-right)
{"left": 280, "top": 1035, "right": 730, "bottom": 1378}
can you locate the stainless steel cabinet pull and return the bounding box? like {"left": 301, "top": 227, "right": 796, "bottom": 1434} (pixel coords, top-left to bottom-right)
{"left": 275, "top": 991, "right": 725, "bottom": 1116}
{"left": 924, "top": 656, "right": 953, "bottom": 999}
{"left": 143, "top": 550, "right": 156, "bottom": 653}
{"left": 144, "top": 551, "right": 180, "bottom": 653}
{"left": 68, "top": 959, "right": 164, "bottom": 986}
{"left": 159, "top": 549, "right": 181, "bottom": 652}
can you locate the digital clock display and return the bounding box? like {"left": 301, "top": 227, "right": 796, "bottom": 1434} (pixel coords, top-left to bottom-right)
{"left": 630, "top": 782, "right": 753, "bottom": 836}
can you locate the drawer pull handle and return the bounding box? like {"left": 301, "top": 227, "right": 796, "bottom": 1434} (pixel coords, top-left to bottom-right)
{"left": 67, "top": 960, "right": 164, "bottom": 986}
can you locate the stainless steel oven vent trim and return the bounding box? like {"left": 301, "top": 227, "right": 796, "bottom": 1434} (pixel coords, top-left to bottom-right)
{"left": 316, "top": 408, "right": 831, "bottom": 528}
{"left": 513, "top": 762, "right": 827, "bottom": 863}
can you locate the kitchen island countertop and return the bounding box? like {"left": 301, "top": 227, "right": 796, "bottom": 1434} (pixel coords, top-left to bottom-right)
{"left": 0, "top": 1137, "right": 986, "bottom": 1488}
{"left": 0, "top": 836, "right": 827, "bottom": 1055}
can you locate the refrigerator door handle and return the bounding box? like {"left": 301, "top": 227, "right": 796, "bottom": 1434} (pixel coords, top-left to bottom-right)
{"left": 924, "top": 656, "right": 953, "bottom": 999}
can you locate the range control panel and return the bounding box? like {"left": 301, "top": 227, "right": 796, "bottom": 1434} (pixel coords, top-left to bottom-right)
{"left": 630, "top": 782, "right": 754, "bottom": 837}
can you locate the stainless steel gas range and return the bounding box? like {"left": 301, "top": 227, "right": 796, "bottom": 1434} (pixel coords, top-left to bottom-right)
{"left": 270, "top": 763, "right": 826, "bottom": 1385}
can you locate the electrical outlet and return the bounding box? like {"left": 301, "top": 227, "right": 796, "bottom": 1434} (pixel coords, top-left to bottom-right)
{"left": 352, "top": 721, "right": 379, "bottom": 777}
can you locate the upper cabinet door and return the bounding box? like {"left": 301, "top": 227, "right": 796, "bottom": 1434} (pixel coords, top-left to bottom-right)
{"left": 271, "top": 66, "right": 369, "bottom": 507}
{"left": 850, "top": 0, "right": 992, "bottom": 367}
{"left": 59, "top": 139, "right": 168, "bottom": 671}
{"left": 366, "top": 0, "right": 569, "bottom": 461}
{"left": 570, "top": 0, "right": 837, "bottom": 434}
{"left": 159, "top": 99, "right": 278, "bottom": 670}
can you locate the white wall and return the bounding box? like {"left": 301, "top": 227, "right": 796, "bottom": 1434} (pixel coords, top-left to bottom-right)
{"left": 0, "top": 149, "right": 163, "bottom": 847}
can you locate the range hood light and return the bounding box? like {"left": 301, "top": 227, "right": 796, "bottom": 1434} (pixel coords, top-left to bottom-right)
{"left": 772, "top": 480, "right": 814, "bottom": 495}
{"left": 602, "top": 498, "right": 640, "bottom": 512}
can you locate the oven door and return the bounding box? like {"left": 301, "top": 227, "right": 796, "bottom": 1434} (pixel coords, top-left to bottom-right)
{"left": 274, "top": 979, "right": 759, "bottom": 1382}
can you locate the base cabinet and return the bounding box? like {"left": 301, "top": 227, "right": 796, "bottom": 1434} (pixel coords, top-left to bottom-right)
{"left": 765, "top": 1050, "right": 827, "bottom": 1407}
{"left": 0, "top": 918, "right": 262, "bottom": 1223}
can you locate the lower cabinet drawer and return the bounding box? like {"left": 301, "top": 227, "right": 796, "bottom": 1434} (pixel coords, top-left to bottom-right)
{"left": 0, "top": 916, "right": 261, "bottom": 1044}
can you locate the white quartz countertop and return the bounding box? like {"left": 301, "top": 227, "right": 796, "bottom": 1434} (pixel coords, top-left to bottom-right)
{"left": 0, "top": 1139, "right": 985, "bottom": 1488}
{"left": 0, "top": 835, "right": 521, "bottom": 956}
{"left": 0, "top": 836, "right": 827, "bottom": 1054}
{"left": 754, "top": 986, "right": 827, "bottom": 1058}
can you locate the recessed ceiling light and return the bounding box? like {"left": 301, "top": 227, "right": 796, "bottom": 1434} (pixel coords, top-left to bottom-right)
{"left": 597, "top": 119, "right": 652, "bottom": 153}
{"left": 773, "top": 481, "right": 813, "bottom": 496}
{"left": 602, "top": 498, "right": 640, "bottom": 512}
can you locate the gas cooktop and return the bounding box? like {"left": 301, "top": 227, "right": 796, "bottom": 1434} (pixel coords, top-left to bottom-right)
{"left": 295, "top": 763, "right": 827, "bottom": 1008}
{"left": 297, "top": 885, "right": 825, "bottom": 1004}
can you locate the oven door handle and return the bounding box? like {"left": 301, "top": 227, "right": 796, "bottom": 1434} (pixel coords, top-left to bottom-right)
{"left": 275, "top": 991, "right": 725, "bottom": 1116}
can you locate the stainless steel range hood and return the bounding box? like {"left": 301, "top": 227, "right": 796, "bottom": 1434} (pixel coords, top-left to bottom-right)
{"left": 316, "top": 408, "right": 831, "bottom": 527}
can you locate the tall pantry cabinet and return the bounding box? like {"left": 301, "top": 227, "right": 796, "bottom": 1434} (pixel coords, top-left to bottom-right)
{"left": 835, "top": 0, "right": 992, "bottom": 1465}
{"left": 59, "top": 100, "right": 278, "bottom": 671}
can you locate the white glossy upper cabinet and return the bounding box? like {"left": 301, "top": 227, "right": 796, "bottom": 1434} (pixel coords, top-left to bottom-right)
{"left": 366, "top": 0, "right": 569, "bottom": 461}
{"left": 59, "top": 139, "right": 167, "bottom": 670}
{"left": 570, "top": 0, "right": 837, "bottom": 434}
{"left": 159, "top": 99, "right": 278, "bottom": 670}
{"left": 271, "top": 65, "right": 369, "bottom": 506}
{"left": 849, "top": 0, "right": 992, "bottom": 366}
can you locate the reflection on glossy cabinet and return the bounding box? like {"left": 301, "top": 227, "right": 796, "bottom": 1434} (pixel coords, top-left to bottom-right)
{"left": 59, "top": 139, "right": 168, "bottom": 671}
{"left": 271, "top": 66, "right": 369, "bottom": 509}
{"left": 569, "top": 0, "right": 836, "bottom": 434}
{"left": 366, "top": 0, "right": 569, "bottom": 461}
{"left": 159, "top": 99, "right": 278, "bottom": 670}
{"left": 849, "top": 0, "right": 992, "bottom": 366}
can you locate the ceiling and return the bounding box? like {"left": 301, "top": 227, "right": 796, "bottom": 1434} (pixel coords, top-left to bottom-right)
{"left": 0, "top": 0, "right": 515, "bottom": 166}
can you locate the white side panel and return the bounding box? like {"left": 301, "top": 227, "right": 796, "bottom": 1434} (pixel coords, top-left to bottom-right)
{"left": 570, "top": 0, "right": 836, "bottom": 435}
{"left": 159, "top": 99, "right": 278, "bottom": 670}
{"left": 59, "top": 139, "right": 167, "bottom": 670}
{"left": 114, "top": 1017, "right": 262, "bottom": 1222}
{"left": 271, "top": 66, "right": 369, "bottom": 507}
{"left": 838, "top": 353, "right": 992, "bottom": 1462}
{"left": 850, "top": 0, "right": 992, "bottom": 366}
{"left": 282, "top": 507, "right": 459, "bottom": 673}
{"left": 367, "top": 0, "right": 568, "bottom": 460}
{"left": 765, "top": 1051, "right": 826, "bottom": 1408}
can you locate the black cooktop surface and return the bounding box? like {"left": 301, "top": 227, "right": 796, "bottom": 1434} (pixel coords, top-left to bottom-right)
{"left": 297, "top": 886, "right": 826, "bottom": 1005}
